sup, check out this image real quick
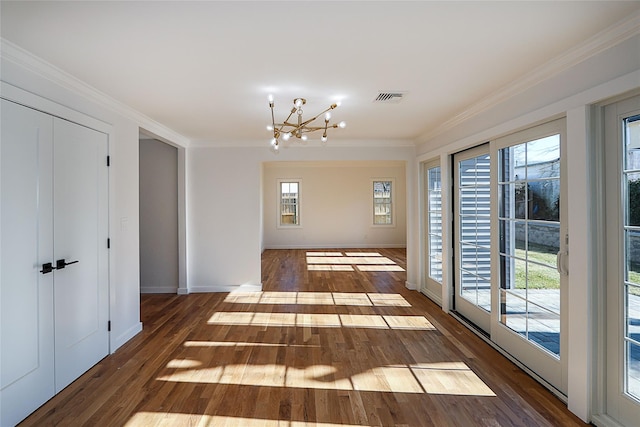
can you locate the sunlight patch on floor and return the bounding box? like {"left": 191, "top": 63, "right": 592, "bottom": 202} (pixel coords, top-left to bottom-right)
{"left": 157, "top": 362, "right": 495, "bottom": 396}
{"left": 207, "top": 312, "right": 435, "bottom": 330}
{"left": 126, "top": 413, "right": 364, "bottom": 427}
{"left": 304, "top": 251, "right": 406, "bottom": 272}
{"left": 223, "top": 291, "right": 411, "bottom": 307}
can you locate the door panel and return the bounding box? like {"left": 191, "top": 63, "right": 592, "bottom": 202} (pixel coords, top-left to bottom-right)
{"left": 0, "top": 100, "right": 55, "bottom": 426}
{"left": 604, "top": 95, "right": 640, "bottom": 426}
{"left": 492, "top": 118, "right": 567, "bottom": 394}
{"left": 454, "top": 145, "right": 491, "bottom": 332}
{"left": 53, "top": 118, "right": 109, "bottom": 392}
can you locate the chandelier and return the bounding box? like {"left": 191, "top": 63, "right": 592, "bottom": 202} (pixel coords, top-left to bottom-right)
{"left": 267, "top": 95, "right": 346, "bottom": 150}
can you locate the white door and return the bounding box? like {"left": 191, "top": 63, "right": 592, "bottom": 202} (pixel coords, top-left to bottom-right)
{"left": 453, "top": 145, "right": 492, "bottom": 332}
{"left": 0, "top": 100, "right": 110, "bottom": 425}
{"left": 53, "top": 118, "right": 109, "bottom": 392}
{"left": 1, "top": 100, "right": 56, "bottom": 427}
{"left": 491, "top": 118, "right": 568, "bottom": 394}
{"left": 604, "top": 95, "right": 640, "bottom": 426}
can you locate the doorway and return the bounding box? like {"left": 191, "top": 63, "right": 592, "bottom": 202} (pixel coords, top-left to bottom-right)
{"left": 139, "top": 137, "right": 179, "bottom": 294}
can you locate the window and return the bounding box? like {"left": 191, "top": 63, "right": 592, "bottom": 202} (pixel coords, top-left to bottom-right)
{"left": 426, "top": 165, "right": 443, "bottom": 283}
{"left": 373, "top": 180, "right": 393, "bottom": 225}
{"left": 278, "top": 180, "right": 300, "bottom": 227}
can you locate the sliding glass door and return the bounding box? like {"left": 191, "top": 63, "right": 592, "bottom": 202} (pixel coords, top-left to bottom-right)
{"left": 450, "top": 120, "right": 567, "bottom": 394}
{"left": 492, "top": 119, "right": 567, "bottom": 394}
{"left": 454, "top": 145, "right": 492, "bottom": 332}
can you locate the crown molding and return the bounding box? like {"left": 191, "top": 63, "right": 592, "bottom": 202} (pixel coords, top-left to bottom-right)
{"left": 0, "top": 38, "right": 192, "bottom": 147}
{"left": 417, "top": 10, "right": 640, "bottom": 144}
{"left": 189, "top": 138, "right": 416, "bottom": 148}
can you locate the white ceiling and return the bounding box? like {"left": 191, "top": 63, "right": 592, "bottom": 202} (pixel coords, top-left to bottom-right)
{"left": 1, "top": 1, "right": 639, "bottom": 145}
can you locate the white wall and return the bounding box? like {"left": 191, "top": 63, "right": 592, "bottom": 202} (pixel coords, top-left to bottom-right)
{"left": 415, "top": 31, "right": 640, "bottom": 423}
{"left": 263, "top": 161, "right": 406, "bottom": 249}
{"left": 139, "top": 138, "right": 179, "bottom": 293}
{"left": 0, "top": 41, "right": 189, "bottom": 352}
{"left": 186, "top": 144, "right": 416, "bottom": 292}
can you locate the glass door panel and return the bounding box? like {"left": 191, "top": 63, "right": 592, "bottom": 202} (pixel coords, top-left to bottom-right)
{"left": 454, "top": 145, "right": 491, "bottom": 332}
{"left": 423, "top": 161, "right": 444, "bottom": 301}
{"left": 492, "top": 118, "right": 567, "bottom": 394}
{"left": 604, "top": 95, "right": 640, "bottom": 426}
{"left": 498, "top": 134, "right": 562, "bottom": 357}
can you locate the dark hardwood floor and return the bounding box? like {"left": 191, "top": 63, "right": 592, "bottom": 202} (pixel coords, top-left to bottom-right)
{"left": 19, "top": 248, "right": 587, "bottom": 426}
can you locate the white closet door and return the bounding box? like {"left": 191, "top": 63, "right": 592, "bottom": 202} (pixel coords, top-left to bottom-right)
{"left": 1, "top": 100, "right": 55, "bottom": 426}
{"left": 53, "top": 118, "right": 109, "bottom": 392}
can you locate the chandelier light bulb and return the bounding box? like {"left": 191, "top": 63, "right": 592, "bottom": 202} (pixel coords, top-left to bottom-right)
{"left": 283, "top": 132, "right": 291, "bottom": 141}
{"left": 321, "top": 136, "right": 327, "bottom": 143}
{"left": 295, "top": 98, "right": 303, "bottom": 108}
{"left": 325, "top": 112, "right": 331, "bottom": 121}
{"left": 274, "top": 143, "right": 279, "bottom": 151}
{"left": 301, "top": 134, "right": 308, "bottom": 141}
{"left": 270, "top": 138, "right": 277, "bottom": 146}
{"left": 268, "top": 94, "right": 274, "bottom": 102}
{"left": 266, "top": 125, "right": 273, "bottom": 131}
{"left": 338, "top": 121, "right": 346, "bottom": 128}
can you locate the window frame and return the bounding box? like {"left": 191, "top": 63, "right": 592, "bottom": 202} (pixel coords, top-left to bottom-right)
{"left": 371, "top": 178, "right": 395, "bottom": 227}
{"left": 277, "top": 179, "right": 302, "bottom": 229}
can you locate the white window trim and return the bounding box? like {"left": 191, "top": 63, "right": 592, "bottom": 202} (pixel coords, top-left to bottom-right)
{"left": 371, "top": 178, "right": 395, "bottom": 228}
{"left": 277, "top": 178, "right": 302, "bottom": 229}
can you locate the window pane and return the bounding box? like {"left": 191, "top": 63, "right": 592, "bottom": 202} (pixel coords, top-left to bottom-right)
{"left": 528, "top": 179, "right": 560, "bottom": 222}
{"left": 501, "top": 289, "right": 527, "bottom": 337}
{"left": 527, "top": 223, "right": 560, "bottom": 267}
{"left": 625, "top": 115, "right": 640, "bottom": 172}
{"left": 627, "top": 230, "right": 640, "bottom": 285}
{"left": 527, "top": 135, "right": 560, "bottom": 179}
{"left": 373, "top": 181, "right": 392, "bottom": 225}
{"left": 427, "top": 166, "right": 443, "bottom": 283}
{"left": 528, "top": 304, "right": 560, "bottom": 356}
{"left": 627, "top": 173, "right": 640, "bottom": 227}
{"left": 280, "top": 181, "right": 299, "bottom": 226}
{"left": 627, "top": 340, "right": 640, "bottom": 399}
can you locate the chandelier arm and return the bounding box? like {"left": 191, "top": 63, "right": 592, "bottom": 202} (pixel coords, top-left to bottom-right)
{"left": 297, "top": 106, "right": 336, "bottom": 128}
{"left": 276, "top": 111, "right": 298, "bottom": 136}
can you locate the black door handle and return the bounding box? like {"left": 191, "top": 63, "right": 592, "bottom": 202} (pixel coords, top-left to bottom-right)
{"left": 56, "top": 259, "right": 79, "bottom": 270}
{"left": 40, "top": 262, "right": 54, "bottom": 274}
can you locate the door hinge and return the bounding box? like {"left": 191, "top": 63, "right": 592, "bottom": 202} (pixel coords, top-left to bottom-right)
{"left": 107, "top": 238, "right": 111, "bottom": 249}
{"left": 107, "top": 156, "right": 110, "bottom": 167}
{"left": 108, "top": 321, "right": 111, "bottom": 332}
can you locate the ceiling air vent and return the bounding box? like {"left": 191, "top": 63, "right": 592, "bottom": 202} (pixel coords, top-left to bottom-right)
{"left": 373, "top": 92, "right": 406, "bottom": 103}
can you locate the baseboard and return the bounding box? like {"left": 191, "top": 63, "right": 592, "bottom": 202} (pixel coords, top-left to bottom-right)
{"left": 111, "top": 322, "right": 142, "bottom": 354}
{"left": 177, "top": 287, "right": 189, "bottom": 295}
{"left": 189, "top": 283, "right": 263, "bottom": 293}
{"left": 140, "top": 287, "right": 178, "bottom": 294}
{"left": 264, "top": 244, "right": 407, "bottom": 250}
{"left": 405, "top": 281, "right": 417, "bottom": 290}
{"left": 420, "top": 287, "right": 443, "bottom": 306}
